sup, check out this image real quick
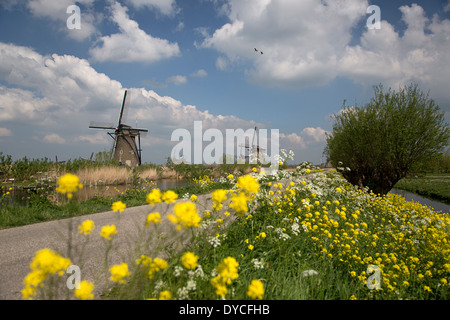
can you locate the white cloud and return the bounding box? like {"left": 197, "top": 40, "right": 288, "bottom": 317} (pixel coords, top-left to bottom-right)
{"left": 43, "top": 133, "right": 66, "bottom": 144}
{"left": 125, "top": 0, "right": 178, "bottom": 16}
{"left": 167, "top": 75, "right": 187, "bottom": 85}
{"left": 27, "top": 0, "right": 98, "bottom": 41}
{"left": 200, "top": 1, "right": 450, "bottom": 109}
{"left": 89, "top": 2, "right": 180, "bottom": 63}
{"left": 0, "top": 128, "right": 12, "bottom": 137}
{"left": 444, "top": 1, "right": 450, "bottom": 12}
{"left": 191, "top": 69, "right": 208, "bottom": 77}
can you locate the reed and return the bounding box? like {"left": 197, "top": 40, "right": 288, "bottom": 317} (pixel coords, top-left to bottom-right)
{"left": 74, "top": 166, "right": 133, "bottom": 186}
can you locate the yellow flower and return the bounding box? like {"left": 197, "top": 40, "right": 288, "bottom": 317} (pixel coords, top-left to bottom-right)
{"left": 78, "top": 220, "right": 95, "bottom": 235}
{"left": 146, "top": 188, "right": 162, "bottom": 204}
{"left": 306, "top": 169, "right": 311, "bottom": 174}
{"left": 158, "top": 290, "right": 172, "bottom": 300}
{"left": 148, "top": 258, "right": 168, "bottom": 279}
{"left": 247, "top": 279, "right": 264, "bottom": 300}
{"left": 181, "top": 252, "right": 198, "bottom": 270}
{"left": 168, "top": 202, "right": 202, "bottom": 230}
{"left": 237, "top": 175, "right": 260, "bottom": 195}
{"left": 229, "top": 192, "right": 248, "bottom": 214}
{"left": 100, "top": 224, "right": 117, "bottom": 240}
{"left": 162, "top": 190, "right": 178, "bottom": 203}
{"left": 227, "top": 174, "right": 234, "bottom": 180}
{"left": 145, "top": 212, "right": 161, "bottom": 226}
{"left": 109, "top": 263, "right": 130, "bottom": 284}
{"left": 55, "top": 173, "right": 83, "bottom": 199}
{"left": 22, "top": 248, "right": 72, "bottom": 299}
{"left": 252, "top": 167, "right": 257, "bottom": 172}
{"left": 111, "top": 201, "right": 126, "bottom": 212}
{"left": 190, "top": 194, "right": 198, "bottom": 202}
{"left": 74, "top": 280, "right": 94, "bottom": 300}
{"left": 248, "top": 244, "right": 254, "bottom": 250}
{"left": 212, "top": 189, "right": 228, "bottom": 204}
{"left": 336, "top": 187, "right": 342, "bottom": 193}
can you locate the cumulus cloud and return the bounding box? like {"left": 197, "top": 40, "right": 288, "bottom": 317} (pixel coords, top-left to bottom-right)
{"left": 0, "top": 128, "right": 12, "bottom": 137}
{"left": 201, "top": 0, "right": 450, "bottom": 109}
{"left": 26, "top": 0, "right": 98, "bottom": 41}
{"left": 125, "top": 0, "right": 178, "bottom": 16}
{"left": 166, "top": 75, "right": 187, "bottom": 85}
{"left": 89, "top": 2, "right": 180, "bottom": 63}
{"left": 43, "top": 133, "right": 66, "bottom": 144}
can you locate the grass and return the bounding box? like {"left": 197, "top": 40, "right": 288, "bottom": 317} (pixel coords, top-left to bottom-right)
{"left": 394, "top": 174, "right": 450, "bottom": 205}
{"left": 18, "top": 164, "right": 450, "bottom": 300}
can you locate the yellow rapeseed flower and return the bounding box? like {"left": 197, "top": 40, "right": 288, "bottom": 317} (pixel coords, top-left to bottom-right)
{"left": 145, "top": 212, "right": 161, "bottom": 226}
{"left": 146, "top": 188, "right": 162, "bottom": 204}
{"left": 55, "top": 173, "right": 83, "bottom": 199}
{"left": 109, "top": 263, "right": 130, "bottom": 284}
{"left": 100, "top": 224, "right": 117, "bottom": 240}
{"left": 229, "top": 192, "right": 248, "bottom": 215}
{"left": 78, "top": 220, "right": 95, "bottom": 235}
{"left": 247, "top": 279, "right": 264, "bottom": 300}
{"left": 111, "top": 201, "right": 126, "bottom": 212}
{"left": 237, "top": 175, "right": 260, "bottom": 195}
{"left": 162, "top": 190, "right": 178, "bottom": 203}
{"left": 168, "top": 202, "right": 202, "bottom": 230}
{"left": 181, "top": 252, "right": 199, "bottom": 270}
{"left": 74, "top": 280, "right": 94, "bottom": 300}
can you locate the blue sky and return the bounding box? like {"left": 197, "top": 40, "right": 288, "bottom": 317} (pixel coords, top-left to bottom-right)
{"left": 1, "top": 0, "right": 449, "bottom": 165}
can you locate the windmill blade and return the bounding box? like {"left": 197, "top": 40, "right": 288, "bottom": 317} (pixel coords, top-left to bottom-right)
{"left": 118, "top": 90, "right": 130, "bottom": 126}
{"left": 89, "top": 121, "right": 115, "bottom": 129}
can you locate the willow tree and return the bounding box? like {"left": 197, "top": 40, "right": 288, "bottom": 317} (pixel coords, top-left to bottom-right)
{"left": 325, "top": 83, "right": 449, "bottom": 195}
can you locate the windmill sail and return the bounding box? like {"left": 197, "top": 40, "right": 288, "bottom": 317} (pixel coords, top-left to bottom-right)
{"left": 88, "top": 90, "right": 148, "bottom": 167}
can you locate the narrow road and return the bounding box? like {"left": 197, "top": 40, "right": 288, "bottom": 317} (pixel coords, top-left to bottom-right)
{"left": 0, "top": 193, "right": 215, "bottom": 300}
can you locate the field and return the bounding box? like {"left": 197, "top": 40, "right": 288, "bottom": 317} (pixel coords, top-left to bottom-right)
{"left": 14, "top": 163, "right": 450, "bottom": 300}
{"left": 394, "top": 174, "right": 450, "bottom": 205}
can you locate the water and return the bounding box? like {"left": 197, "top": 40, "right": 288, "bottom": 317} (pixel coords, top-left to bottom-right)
{"left": 0, "top": 179, "right": 189, "bottom": 207}
{"left": 389, "top": 188, "right": 449, "bottom": 214}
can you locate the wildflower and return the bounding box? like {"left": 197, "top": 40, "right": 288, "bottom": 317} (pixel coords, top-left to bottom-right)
{"left": 349, "top": 295, "right": 357, "bottom": 300}
{"left": 252, "top": 167, "right": 258, "bottom": 172}
{"left": 162, "top": 190, "right": 178, "bottom": 203}
{"left": 227, "top": 174, "right": 234, "bottom": 180}
{"left": 168, "top": 202, "right": 202, "bottom": 230}
{"left": 55, "top": 173, "right": 83, "bottom": 199}
{"left": 145, "top": 212, "right": 161, "bottom": 226}
{"left": 74, "top": 280, "right": 94, "bottom": 300}
{"left": 212, "top": 189, "right": 228, "bottom": 204}
{"left": 336, "top": 187, "right": 342, "bottom": 193}
{"left": 181, "top": 252, "right": 199, "bottom": 270}
{"left": 190, "top": 194, "right": 198, "bottom": 202}
{"left": 229, "top": 192, "right": 248, "bottom": 215}
{"left": 78, "top": 220, "right": 95, "bottom": 235}
{"left": 158, "top": 290, "right": 172, "bottom": 300}
{"left": 148, "top": 258, "right": 168, "bottom": 279}
{"left": 111, "top": 201, "right": 126, "bottom": 213}
{"left": 211, "top": 257, "right": 239, "bottom": 298}
{"left": 247, "top": 279, "right": 264, "bottom": 300}
{"left": 22, "top": 248, "right": 72, "bottom": 299}
{"left": 237, "top": 175, "right": 260, "bottom": 195}
{"left": 109, "top": 263, "right": 130, "bottom": 284}
{"left": 146, "top": 188, "right": 162, "bottom": 204}
{"left": 100, "top": 225, "right": 117, "bottom": 240}
{"left": 301, "top": 270, "right": 319, "bottom": 277}
{"left": 248, "top": 244, "right": 254, "bottom": 250}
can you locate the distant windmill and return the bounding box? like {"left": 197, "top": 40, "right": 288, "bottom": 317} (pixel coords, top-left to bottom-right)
{"left": 239, "top": 126, "right": 266, "bottom": 165}
{"left": 89, "top": 90, "right": 148, "bottom": 167}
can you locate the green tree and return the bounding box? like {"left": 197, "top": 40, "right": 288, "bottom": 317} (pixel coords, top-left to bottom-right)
{"left": 325, "top": 83, "right": 449, "bottom": 195}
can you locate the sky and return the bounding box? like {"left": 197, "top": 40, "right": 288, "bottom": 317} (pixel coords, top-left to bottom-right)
{"left": 0, "top": 0, "right": 449, "bottom": 165}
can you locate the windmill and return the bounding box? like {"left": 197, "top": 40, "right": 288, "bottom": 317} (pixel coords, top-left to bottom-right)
{"left": 89, "top": 90, "right": 148, "bottom": 167}
{"left": 240, "top": 126, "right": 266, "bottom": 165}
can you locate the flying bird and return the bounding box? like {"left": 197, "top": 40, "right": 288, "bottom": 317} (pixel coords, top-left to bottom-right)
{"left": 254, "top": 48, "right": 263, "bottom": 54}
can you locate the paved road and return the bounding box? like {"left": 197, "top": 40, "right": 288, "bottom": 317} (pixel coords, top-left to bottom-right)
{"left": 0, "top": 194, "right": 215, "bottom": 300}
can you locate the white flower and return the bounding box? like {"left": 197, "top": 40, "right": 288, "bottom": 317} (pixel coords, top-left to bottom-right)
{"left": 301, "top": 269, "right": 319, "bottom": 277}
{"left": 252, "top": 258, "right": 265, "bottom": 270}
